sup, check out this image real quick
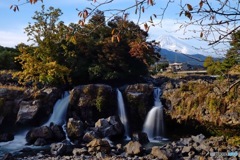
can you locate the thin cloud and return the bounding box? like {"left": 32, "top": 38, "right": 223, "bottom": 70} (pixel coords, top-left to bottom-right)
{"left": 0, "top": 31, "right": 29, "bottom": 47}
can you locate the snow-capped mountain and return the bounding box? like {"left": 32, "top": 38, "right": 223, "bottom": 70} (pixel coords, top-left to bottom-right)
{"left": 153, "top": 35, "right": 207, "bottom": 66}
{"left": 157, "top": 35, "right": 205, "bottom": 55}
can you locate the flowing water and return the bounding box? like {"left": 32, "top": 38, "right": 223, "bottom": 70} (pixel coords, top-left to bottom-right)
{"left": 0, "top": 91, "right": 70, "bottom": 157}
{"left": 116, "top": 89, "right": 130, "bottom": 139}
{"left": 143, "top": 87, "right": 166, "bottom": 142}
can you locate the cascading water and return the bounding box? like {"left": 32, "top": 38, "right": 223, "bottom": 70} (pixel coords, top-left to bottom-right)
{"left": 143, "top": 87, "right": 165, "bottom": 141}
{"left": 116, "top": 89, "right": 130, "bottom": 139}
{"left": 0, "top": 91, "right": 70, "bottom": 157}
{"left": 44, "top": 91, "right": 70, "bottom": 126}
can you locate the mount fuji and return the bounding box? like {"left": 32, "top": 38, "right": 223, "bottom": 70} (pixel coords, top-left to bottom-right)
{"left": 154, "top": 35, "right": 207, "bottom": 66}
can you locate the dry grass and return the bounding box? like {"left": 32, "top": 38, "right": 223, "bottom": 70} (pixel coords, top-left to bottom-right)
{"left": 0, "top": 85, "right": 26, "bottom": 91}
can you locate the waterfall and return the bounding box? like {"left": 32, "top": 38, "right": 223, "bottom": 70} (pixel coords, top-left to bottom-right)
{"left": 143, "top": 87, "right": 165, "bottom": 141}
{"left": 0, "top": 91, "right": 70, "bottom": 156}
{"left": 44, "top": 91, "right": 70, "bottom": 126}
{"left": 116, "top": 89, "right": 130, "bottom": 139}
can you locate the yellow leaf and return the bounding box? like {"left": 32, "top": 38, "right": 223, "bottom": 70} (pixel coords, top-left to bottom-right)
{"left": 111, "top": 29, "right": 115, "bottom": 35}
{"left": 117, "top": 35, "right": 120, "bottom": 42}
{"left": 111, "top": 36, "right": 115, "bottom": 43}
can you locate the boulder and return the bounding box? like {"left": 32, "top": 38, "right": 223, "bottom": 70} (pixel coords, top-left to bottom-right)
{"left": 95, "top": 116, "right": 124, "bottom": 140}
{"left": 83, "top": 130, "right": 101, "bottom": 143}
{"left": 50, "top": 124, "right": 66, "bottom": 142}
{"left": 68, "top": 84, "right": 117, "bottom": 123}
{"left": 123, "top": 84, "right": 154, "bottom": 132}
{"left": 66, "top": 118, "right": 84, "bottom": 140}
{"left": 0, "top": 88, "right": 24, "bottom": 132}
{"left": 151, "top": 146, "right": 168, "bottom": 160}
{"left": 26, "top": 126, "right": 54, "bottom": 144}
{"left": 124, "top": 141, "right": 143, "bottom": 156}
{"left": 87, "top": 138, "right": 111, "bottom": 154}
{"left": 50, "top": 143, "right": 67, "bottom": 156}
{"left": 0, "top": 133, "right": 14, "bottom": 142}
{"left": 132, "top": 132, "right": 149, "bottom": 144}
{"left": 16, "top": 87, "right": 62, "bottom": 125}
{"left": 16, "top": 100, "right": 41, "bottom": 124}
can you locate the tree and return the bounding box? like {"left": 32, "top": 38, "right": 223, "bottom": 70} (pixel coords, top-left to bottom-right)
{"left": 0, "top": 46, "right": 21, "bottom": 70}
{"left": 14, "top": 6, "right": 75, "bottom": 87}
{"left": 14, "top": 6, "right": 158, "bottom": 86}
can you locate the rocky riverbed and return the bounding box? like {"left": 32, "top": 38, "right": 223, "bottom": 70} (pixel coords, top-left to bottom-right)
{"left": 2, "top": 134, "right": 240, "bottom": 160}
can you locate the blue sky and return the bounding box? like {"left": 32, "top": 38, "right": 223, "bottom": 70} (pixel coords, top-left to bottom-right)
{"left": 0, "top": 0, "right": 227, "bottom": 57}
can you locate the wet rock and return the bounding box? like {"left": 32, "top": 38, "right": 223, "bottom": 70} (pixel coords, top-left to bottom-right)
{"left": 34, "top": 138, "right": 47, "bottom": 146}
{"left": 132, "top": 132, "right": 149, "bottom": 144}
{"left": 2, "top": 153, "right": 15, "bottom": 160}
{"left": 50, "top": 124, "right": 66, "bottom": 142}
{"left": 26, "top": 126, "right": 54, "bottom": 144}
{"left": 0, "top": 133, "right": 14, "bottom": 142}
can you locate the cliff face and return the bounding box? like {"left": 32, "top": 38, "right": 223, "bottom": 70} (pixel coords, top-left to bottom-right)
{"left": 161, "top": 76, "right": 240, "bottom": 136}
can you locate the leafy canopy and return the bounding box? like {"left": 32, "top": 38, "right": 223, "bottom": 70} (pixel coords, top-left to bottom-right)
{"left": 14, "top": 6, "right": 158, "bottom": 87}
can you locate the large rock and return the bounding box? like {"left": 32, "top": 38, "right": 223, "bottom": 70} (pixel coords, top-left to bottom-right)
{"left": 95, "top": 116, "right": 124, "bottom": 140}
{"left": 68, "top": 84, "right": 117, "bottom": 123}
{"left": 87, "top": 138, "right": 111, "bottom": 154}
{"left": 0, "top": 88, "right": 24, "bottom": 132}
{"left": 16, "top": 100, "right": 41, "bottom": 124}
{"left": 124, "top": 141, "right": 143, "bottom": 156}
{"left": 162, "top": 78, "right": 240, "bottom": 136}
{"left": 66, "top": 118, "right": 84, "bottom": 140}
{"left": 151, "top": 146, "right": 169, "bottom": 160}
{"left": 16, "top": 87, "right": 62, "bottom": 125}
{"left": 26, "top": 126, "right": 54, "bottom": 144}
{"left": 0, "top": 133, "right": 14, "bottom": 142}
{"left": 123, "top": 83, "right": 154, "bottom": 132}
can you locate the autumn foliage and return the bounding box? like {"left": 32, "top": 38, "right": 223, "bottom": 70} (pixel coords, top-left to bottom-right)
{"left": 14, "top": 6, "right": 158, "bottom": 87}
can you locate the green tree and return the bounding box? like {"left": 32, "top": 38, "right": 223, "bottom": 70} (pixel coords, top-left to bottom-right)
{"left": 14, "top": 6, "right": 75, "bottom": 87}
{"left": 0, "top": 46, "right": 20, "bottom": 70}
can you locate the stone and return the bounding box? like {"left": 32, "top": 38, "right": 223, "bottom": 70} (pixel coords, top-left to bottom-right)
{"left": 151, "top": 146, "right": 168, "bottom": 160}
{"left": 16, "top": 100, "right": 41, "bottom": 124}
{"left": 73, "top": 148, "right": 88, "bottom": 156}
{"left": 83, "top": 131, "right": 101, "bottom": 143}
{"left": 95, "top": 118, "right": 110, "bottom": 128}
{"left": 67, "top": 118, "right": 84, "bottom": 140}
{"left": 26, "top": 126, "right": 54, "bottom": 144}
{"left": 0, "top": 133, "right": 14, "bottom": 142}
{"left": 87, "top": 138, "right": 111, "bottom": 154}
{"left": 132, "top": 132, "right": 149, "bottom": 144}
{"left": 34, "top": 138, "right": 47, "bottom": 146}
{"left": 50, "top": 142, "right": 67, "bottom": 156}
{"left": 191, "top": 134, "right": 205, "bottom": 143}
{"left": 50, "top": 124, "right": 66, "bottom": 141}
{"left": 124, "top": 141, "right": 143, "bottom": 156}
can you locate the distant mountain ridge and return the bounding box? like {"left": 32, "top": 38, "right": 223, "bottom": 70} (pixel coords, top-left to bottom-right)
{"left": 154, "top": 35, "right": 207, "bottom": 66}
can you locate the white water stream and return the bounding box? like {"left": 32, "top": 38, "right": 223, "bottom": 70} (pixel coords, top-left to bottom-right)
{"left": 0, "top": 91, "right": 70, "bottom": 157}
{"left": 117, "top": 89, "right": 130, "bottom": 139}
{"left": 143, "top": 88, "right": 165, "bottom": 142}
